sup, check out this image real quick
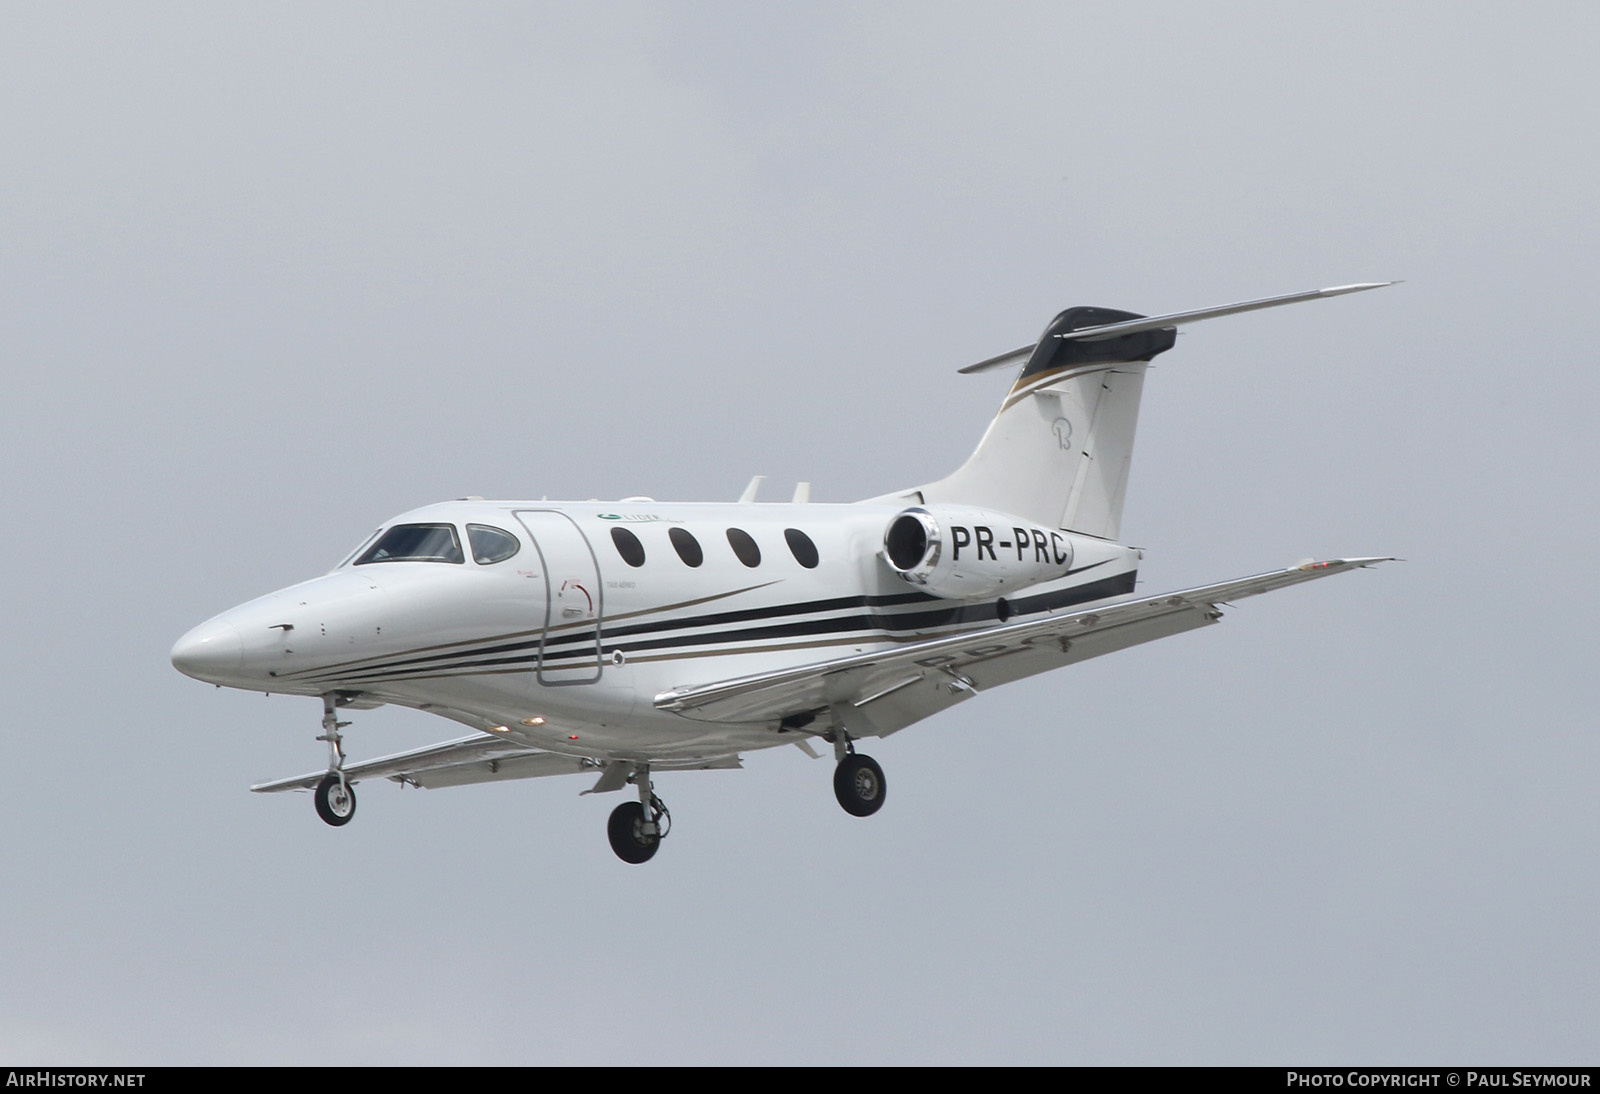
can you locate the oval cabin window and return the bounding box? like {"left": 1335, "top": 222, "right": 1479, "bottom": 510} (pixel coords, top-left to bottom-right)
{"left": 784, "top": 528, "right": 819, "bottom": 569}
{"left": 610, "top": 527, "right": 646, "bottom": 568}
{"left": 668, "top": 527, "right": 704, "bottom": 567}
{"left": 726, "top": 528, "right": 761, "bottom": 567}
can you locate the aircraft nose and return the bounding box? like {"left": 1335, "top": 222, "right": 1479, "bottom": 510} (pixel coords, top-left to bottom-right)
{"left": 170, "top": 619, "right": 243, "bottom": 682}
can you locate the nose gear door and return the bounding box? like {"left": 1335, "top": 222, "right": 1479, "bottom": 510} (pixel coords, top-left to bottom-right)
{"left": 513, "top": 510, "right": 604, "bottom": 685}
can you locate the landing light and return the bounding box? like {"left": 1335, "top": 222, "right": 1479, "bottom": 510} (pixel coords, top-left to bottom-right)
{"left": 521, "top": 716, "right": 545, "bottom": 726}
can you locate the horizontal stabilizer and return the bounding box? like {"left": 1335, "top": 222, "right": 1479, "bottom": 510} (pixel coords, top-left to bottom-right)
{"left": 1054, "top": 282, "right": 1396, "bottom": 343}
{"left": 956, "top": 343, "right": 1035, "bottom": 375}
{"left": 957, "top": 282, "right": 1395, "bottom": 373}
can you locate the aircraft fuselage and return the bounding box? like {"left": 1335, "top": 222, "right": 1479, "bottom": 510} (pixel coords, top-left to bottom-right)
{"left": 172, "top": 498, "right": 1141, "bottom": 761}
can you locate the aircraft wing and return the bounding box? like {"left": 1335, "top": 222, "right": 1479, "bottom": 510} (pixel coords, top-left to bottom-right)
{"left": 251, "top": 733, "right": 741, "bottom": 793}
{"left": 653, "top": 558, "right": 1390, "bottom": 734}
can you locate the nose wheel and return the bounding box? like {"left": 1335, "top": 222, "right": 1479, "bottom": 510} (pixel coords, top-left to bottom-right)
{"left": 314, "top": 772, "right": 357, "bottom": 826}
{"left": 833, "top": 753, "right": 886, "bottom": 817}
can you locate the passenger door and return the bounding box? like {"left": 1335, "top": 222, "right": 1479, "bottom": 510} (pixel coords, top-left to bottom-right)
{"left": 513, "top": 510, "right": 603, "bottom": 685}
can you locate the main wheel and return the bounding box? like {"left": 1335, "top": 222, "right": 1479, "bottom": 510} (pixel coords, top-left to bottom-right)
{"left": 314, "top": 773, "right": 357, "bottom": 827}
{"left": 607, "top": 800, "right": 661, "bottom": 864}
{"left": 833, "top": 754, "right": 886, "bottom": 817}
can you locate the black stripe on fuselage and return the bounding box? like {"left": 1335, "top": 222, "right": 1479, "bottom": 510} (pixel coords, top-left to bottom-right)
{"left": 290, "top": 561, "right": 1115, "bottom": 684}
{"left": 281, "top": 585, "right": 945, "bottom": 684}
{"left": 311, "top": 567, "right": 1136, "bottom": 685}
{"left": 552, "top": 569, "right": 1137, "bottom": 662}
{"left": 288, "top": 559, "right": 1113, "bottom": 678}
{"left": 533, "top": 559, "right": 1119, "bottom": 654}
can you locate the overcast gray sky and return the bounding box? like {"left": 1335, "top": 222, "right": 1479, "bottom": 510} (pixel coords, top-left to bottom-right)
{"left": 3, "top": 1, "right": 1597, "bottom": 1064}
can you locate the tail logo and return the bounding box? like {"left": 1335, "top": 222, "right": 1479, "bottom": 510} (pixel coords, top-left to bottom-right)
{"left": 1052, "top": 417, "right": 1074, "bottom": 451}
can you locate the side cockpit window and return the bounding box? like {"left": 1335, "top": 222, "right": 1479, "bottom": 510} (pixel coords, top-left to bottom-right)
{"left": 467, "top": 524, "right": 520, "bottom": 565}
{"left": 354, "top": 523, "right": 465, "bottom": 565}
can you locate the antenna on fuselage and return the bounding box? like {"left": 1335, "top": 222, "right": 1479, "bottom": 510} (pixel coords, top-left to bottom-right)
{"left": 738, "top": 475, "right": 765, "bottom": 503}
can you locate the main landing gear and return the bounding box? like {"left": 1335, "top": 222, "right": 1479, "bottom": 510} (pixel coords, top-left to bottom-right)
{"left": 834, "top": 753, "right": 886, "bottom": 817}
{"left": 830, "top": 730, "right": 886, "bottom": 818}
{"left": 607, "top": 766, "right": 671, "bottom": 864}
{"left": 314, "top": 693, "right": 356, "bottom": 828}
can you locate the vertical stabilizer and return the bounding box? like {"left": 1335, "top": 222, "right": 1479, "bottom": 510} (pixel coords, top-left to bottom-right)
{"left": 866, "top": 284, "right": 1393, "bottom": 540}
{"left": 876, "top": 306, "right": 1176, "bottom": 539}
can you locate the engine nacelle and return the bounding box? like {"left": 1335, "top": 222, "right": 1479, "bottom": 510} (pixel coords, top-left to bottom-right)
{"left": 881, "top": 505, "right": 1077, "bottom": 600}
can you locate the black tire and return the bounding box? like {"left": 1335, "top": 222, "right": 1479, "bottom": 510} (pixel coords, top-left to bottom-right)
{"left": 833, "top": 754, "right": 886, "bottom": 817}
{"left": 314, "top": 773, "right": 357, "bottom": 827}
{"left": 607, "top": 800, "right": 660, "bottom": 864}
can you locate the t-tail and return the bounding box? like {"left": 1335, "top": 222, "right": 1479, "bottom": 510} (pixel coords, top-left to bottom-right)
{"left": 868, "top": 283, "right": 1395, "bottom": 540}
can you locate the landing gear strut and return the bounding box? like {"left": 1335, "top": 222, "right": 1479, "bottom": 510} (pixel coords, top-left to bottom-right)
{"left": 607, "top": 766, "right": 670, "bottom": 864}
{"left": 313, "top": 693, "right": 356, "bottom": 827}
{"left": 829, "top": 728, "right": 886, "bottom": 817}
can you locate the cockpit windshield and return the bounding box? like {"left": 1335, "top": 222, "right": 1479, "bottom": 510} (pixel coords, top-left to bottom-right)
{"left": 353, "top": 523, "right": 465, "bottom": 565}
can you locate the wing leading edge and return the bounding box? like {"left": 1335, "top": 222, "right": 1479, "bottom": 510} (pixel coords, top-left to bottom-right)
{"left": 654, "top": 558, "right": 1391, "bottom": 733}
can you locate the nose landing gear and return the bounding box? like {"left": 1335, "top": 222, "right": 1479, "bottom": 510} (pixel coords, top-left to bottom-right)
{"left": 314, "top": 772, "right": 356, "bottom": 826}
{"left": 313, "top": 693, "right": 356, "bottom": 828}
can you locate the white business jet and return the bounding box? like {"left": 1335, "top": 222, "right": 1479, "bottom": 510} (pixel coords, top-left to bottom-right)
{"left": 172, "top": 284, "right": 1392, "bottom": 863}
